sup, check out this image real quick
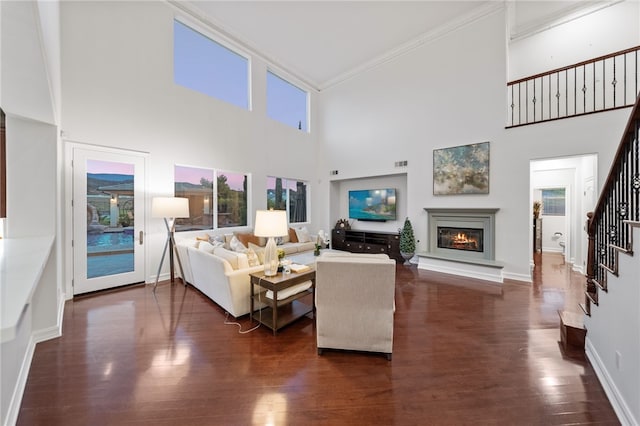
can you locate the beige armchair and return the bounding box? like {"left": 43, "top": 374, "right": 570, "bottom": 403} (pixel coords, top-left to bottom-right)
{"left": 315, "top": 253, "right": 396, "bottom": 360}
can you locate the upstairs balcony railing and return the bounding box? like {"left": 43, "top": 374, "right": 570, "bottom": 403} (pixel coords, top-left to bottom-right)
{"left": 507, "top": 46, "right": 640, "bottom": 128}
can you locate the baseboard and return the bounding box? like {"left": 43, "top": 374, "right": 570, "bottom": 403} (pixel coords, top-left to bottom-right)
{"left": 4, "top": 337, "right": 36, "bottom": 426}
{"left": 585, "top": 338, "right": 636, "bottom": 426}
{"left": 418, "top": 260, "right": 503, "bottom": 283}
{"left": 502, "top": 271, "right": 532, "bottom": 283}
{"left": 4, "top": 298, "right": 65, "bottom": 426}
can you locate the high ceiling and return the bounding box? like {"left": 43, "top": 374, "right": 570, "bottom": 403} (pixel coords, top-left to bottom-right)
{"left": 180, "top": 1, "right": 600, "bottom": 90}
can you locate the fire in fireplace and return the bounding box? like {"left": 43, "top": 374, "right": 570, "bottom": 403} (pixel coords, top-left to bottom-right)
{"left": 437, "top": 227, "right": 484, "bottom": 253}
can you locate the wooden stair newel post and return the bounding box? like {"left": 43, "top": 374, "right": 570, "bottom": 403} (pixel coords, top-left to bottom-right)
{"left": 584, "top": 212, "right": 596, "bottom": 315}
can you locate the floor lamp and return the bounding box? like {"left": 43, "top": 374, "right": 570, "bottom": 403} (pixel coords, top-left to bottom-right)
{"left": 152, "top": 197, "right": 190, "bottom": 290}
{"left": 254, "top": 210, "right": 289, "bottom": 276}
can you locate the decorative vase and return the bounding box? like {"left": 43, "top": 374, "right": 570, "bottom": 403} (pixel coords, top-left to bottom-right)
{"left": 400, "top": 252, "right": 414, "bottom": 266}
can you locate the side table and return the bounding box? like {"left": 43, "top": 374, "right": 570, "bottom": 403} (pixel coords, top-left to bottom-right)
{"left": 249, "top": 268, "right": 316, "bottom": 335}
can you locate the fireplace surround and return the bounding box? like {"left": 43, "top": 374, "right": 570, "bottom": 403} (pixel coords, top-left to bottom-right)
{"left": 419, "top": 208, "right": 503, "bottom": 283}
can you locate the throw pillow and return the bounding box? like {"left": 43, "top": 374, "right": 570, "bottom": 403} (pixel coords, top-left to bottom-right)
{"left": 212, "top": 247, "right": 240, "bottom": 270}
{"left": 288, "top": 227, "right": 299, "bottom": 243}
{"left": 275, "top": 236, "right": 284, "bottom": 245}
{"left": 198, "top": 241, "right": 215, "bottom": 254}
{"left": 246, "top": 248, "right": 260, "bottom": 267}
{"left": 236, "top": 232, "right": 261, "bottom": 248}
{"left": 295, "top": 226, "right": 311, "bottom": 243}
{"left": 229, "top": 235, "right": 248, "bottom": 253}
{"left": 208, "top": 234, "right": 225, "bottom": 246}
{"left": 248, "top": 242, "right": 265, "bottom": 265}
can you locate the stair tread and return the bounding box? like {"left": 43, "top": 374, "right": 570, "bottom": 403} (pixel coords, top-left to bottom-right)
{"left": 559, "top": 310, "right": 585, "bottom": 329}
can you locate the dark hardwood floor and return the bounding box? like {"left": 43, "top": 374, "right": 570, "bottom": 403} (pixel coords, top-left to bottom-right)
{"left": 18, "top": 253, "right": 620, "bottom": 425}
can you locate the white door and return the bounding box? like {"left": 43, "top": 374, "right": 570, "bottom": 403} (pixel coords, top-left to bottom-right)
{"left": 73, "top": 147, "right": 146, "bottom": 294}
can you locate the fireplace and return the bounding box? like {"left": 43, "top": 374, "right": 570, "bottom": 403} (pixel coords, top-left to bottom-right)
{"left": 438, "top": 227, "right": 484, "bottom": 252}
{"left": 420, "top": 208, "right": 502, "bottom": 283}
{"left": 424, "top": 208, "right": 499, "bottom": 261}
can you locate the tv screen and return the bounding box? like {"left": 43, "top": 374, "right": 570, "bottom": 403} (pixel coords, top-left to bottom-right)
{"left": 348, "top": 188, "right": 397, "bottom": 221}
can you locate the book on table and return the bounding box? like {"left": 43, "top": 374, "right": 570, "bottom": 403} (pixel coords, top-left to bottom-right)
{"left": 290, "top": 263, "right": 310, "bottom": 273}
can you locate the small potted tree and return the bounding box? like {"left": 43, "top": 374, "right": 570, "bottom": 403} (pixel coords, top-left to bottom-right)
{"left": 399, "top": 217, "right": 416, "bottom": 265}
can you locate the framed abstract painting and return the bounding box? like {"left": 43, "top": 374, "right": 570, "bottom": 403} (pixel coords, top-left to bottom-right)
{"left": 433, "top": 141, "right": 489, "bottom": 195}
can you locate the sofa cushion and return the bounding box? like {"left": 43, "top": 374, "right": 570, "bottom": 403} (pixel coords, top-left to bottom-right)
{"left": 235, "top": 232, "right": 261, "bottom": 248}
{"left": 294, "top": 226, "right": 312, "bottom": 243}
{"left": 288, "top": 227, "right": 299, "bottom": 243}
{"left": 207, "top": 234, "right": 224, "bottom": 246}
{"left": 212, "top": 247, "right": 248, "bottom": 270}
{"left": 248, "top": 242, "right": 265, "bottom": 264}
{"left": 229, "top": 235, "right": 248, "bottom": 253}
{"left": 198, "top": 241, "right": 216, "bottom": 254}
{"left": 246, "top": 248, "right": 261, "bottom": 266}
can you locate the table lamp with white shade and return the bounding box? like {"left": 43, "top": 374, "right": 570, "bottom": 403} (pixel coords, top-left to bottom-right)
{"left": 152, "top": 196, "right": 190, "bottom": 290}
{"left": 254, "top": 209, "right": 288, "bottom": 276}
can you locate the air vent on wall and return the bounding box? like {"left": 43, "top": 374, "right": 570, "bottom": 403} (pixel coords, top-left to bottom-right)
{"left": 394, "top": 160, "right": 408, "bottom": 167}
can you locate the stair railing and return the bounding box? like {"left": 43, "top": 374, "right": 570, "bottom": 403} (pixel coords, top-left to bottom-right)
{"left": 583, "top": 94, "right": 640, "bottom": 315}
{"left": 507, "top": 46, "right": 640, "bottom": 128}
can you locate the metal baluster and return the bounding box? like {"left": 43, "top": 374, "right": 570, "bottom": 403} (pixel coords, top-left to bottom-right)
{"left": 593, "top": 61, "right": 597, "bottom": 112}
{"left": 613, "top": 56, "right": 617, "bottom": 107}
{"left": 603, "top": 59, "right": 606, "bottom": 110}
{"left": 532, "top": 79, "right": 536, "bottom": 122}
{"left": 635, "top": 120, "right": 640, "bottom": 221}
{"left": 583, "top": 65, "right": 587, "bottom": 113}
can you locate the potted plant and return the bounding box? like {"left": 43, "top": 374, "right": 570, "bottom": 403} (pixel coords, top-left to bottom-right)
{"left": 399, "top": 217, "right": 416, "bottom": 265}
{"left": 533, "top": 201, "right": 542, "bottom": 219}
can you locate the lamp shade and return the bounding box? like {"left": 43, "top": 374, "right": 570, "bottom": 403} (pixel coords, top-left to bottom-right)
{"left": 152, "top": 197, "right": 190, "bottom": 218}
{"left": 254, "top": 210, "right": 288, "bottom": 238}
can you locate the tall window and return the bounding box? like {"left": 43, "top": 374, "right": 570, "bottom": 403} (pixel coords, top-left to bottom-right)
{"left": 267, "top": 177, "right": 308, "bottom": 223}
{"left": 217, "top": 171, "right": 248, "bottom": 228}
{"left": 174, "top": 165, "right": 214, "bottom": 231}
{"left": 174, "top": 20, "right": 249, "bottom": 110}
{"left": 267, "top": 71, "right": 308, "bottom": 131}
{"left": 542, "top": 188, "right": 566, "bottom": 216}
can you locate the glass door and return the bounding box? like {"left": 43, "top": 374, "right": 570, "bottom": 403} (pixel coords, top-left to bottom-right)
{"left": 73, "top": 148, "right": 146, "bottom": 294}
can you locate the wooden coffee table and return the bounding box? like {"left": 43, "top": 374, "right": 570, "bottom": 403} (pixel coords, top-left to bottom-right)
{"left": 249, "top": 268, "right": 316, "bottom": 335}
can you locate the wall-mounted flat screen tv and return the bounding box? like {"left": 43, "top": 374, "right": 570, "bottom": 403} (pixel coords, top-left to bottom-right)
{"left": 348, "top": 188, "right": 397, "bottom": 221}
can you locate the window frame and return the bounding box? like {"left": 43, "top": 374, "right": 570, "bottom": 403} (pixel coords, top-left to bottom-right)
{"left": 267, "top": 176, "right": 309, "bottom": 224}
{"left": 541, "top": 188, "right": 566, "bottom": 216}
{"left": 173, "top": 17, "right": 253, "bottom": 111}
{"left": 174, "top": 164, "right": 215, "bottom": 232}
{"left": 215, "top": 169, "right": 250, "bottom": 229}
{"left": 266, "top": 69, "right": 310, "bottom": 132}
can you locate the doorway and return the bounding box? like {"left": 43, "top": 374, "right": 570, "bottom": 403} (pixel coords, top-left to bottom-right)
{"left": 72, "top": 146, "right": 146, "bottom": 295}
{"left": 530, "top": 154, "right": 597, "bottom": 274}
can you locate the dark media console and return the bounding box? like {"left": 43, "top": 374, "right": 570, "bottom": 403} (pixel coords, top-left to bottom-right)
{"left": 331, "top": 229, "right": 402, "bottom": 262}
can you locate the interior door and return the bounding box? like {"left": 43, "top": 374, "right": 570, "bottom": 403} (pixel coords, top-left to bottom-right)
{"left": 73, "top": 147, "right": 146, "bottom": 294}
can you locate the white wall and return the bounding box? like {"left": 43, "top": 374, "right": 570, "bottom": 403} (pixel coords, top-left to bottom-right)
{"left": 59, "top": 1, "right": 318, "bottom": 289}
{"left": 318, "top": 8, "right": 631, "bottom": 282}
{"left": 509, "top": 1, "right": 640, "bottom": 80}
{"left": 0, "top": 2, "right": 61, "bottom": 425}
{"left": 585, "top": 226, "right": 640, "bottom": 426}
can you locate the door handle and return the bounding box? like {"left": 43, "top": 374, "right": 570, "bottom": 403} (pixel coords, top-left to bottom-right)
{"left": 139, "top": 231, "right": 144, "bottom": 245}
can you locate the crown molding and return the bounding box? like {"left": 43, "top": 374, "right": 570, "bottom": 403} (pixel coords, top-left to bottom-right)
{"left": 319, "top": 2, "right": 505, "bottom": 91}
{"left": 509, "top": 0, "right": 623, "bottom": 42}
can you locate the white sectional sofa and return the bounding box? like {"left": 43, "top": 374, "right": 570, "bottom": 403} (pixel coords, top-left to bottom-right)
{"left": 175, "top": 228, "right": 316, "bottom": 317}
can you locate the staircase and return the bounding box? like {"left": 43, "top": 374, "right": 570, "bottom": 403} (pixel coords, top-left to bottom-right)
{"left": 559, "top": 97, "right": 640, "bottom": 351}
{"left": 558, "top": 94, "right": 640, "bottom": 354}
